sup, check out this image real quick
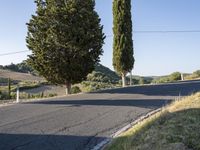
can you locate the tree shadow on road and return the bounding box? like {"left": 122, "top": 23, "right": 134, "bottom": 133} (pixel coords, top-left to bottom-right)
{"left": 28, "top": 99, "right": 172, "bottom": 109}
{"left": 92, "top": 82, "right": 200, "bottom": 97}
{"left": 0, "top": 133, "right": 107, "bottom": 150}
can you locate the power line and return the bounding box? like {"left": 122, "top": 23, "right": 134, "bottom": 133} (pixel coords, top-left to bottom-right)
{"left": 106, "top": 30, "right": 200, "bottom": 37}
{"left": 134, "top": 30, "right": 200, "bottom": 33}
{"left": 0, "top": 50, "right": 29, "bottom": 56}
{"left": 1, "top": 30, "right": 200, "bottom": 56}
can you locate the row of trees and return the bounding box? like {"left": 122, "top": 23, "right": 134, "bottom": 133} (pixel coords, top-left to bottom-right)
{"left": 0, "top": 61, "right": 35, "bottom": 74}
{"left": 26, "top": 0, "right": 134, "bottom": 94}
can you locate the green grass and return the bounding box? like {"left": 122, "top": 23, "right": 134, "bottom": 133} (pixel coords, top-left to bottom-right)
{"left": 105, "top": 93, "right": 200, "bottom": 150}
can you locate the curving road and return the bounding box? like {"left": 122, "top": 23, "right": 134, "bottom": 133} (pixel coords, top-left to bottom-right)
{"left": 0, "top": 80, "right": 200, "bottom": 150}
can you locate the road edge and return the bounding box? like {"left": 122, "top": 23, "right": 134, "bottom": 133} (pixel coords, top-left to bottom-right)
{"left": 91, "top": 108, "right": 162, "bottom": 150}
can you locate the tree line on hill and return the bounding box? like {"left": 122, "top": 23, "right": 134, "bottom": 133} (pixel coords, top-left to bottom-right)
{"left": 0, "top": 60, "right": 35, "bottom": 74}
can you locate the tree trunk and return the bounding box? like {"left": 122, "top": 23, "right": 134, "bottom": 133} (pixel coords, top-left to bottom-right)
{"left": 130, "top": 71, "right": 132, "bottom": 86}
{"left": 66, "top": 82, "right": 71, "bottom": 95}
{"left": 122, "top": 73, "right": 126, "bottom": 87}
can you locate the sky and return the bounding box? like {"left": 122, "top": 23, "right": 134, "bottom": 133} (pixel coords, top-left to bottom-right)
{"left": 0, "top": 0, "right": 200, "bottom": 76}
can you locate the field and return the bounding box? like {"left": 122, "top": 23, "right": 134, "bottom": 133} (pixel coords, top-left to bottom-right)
{"left": 0, "top": 69, "right": 43, "bottom": 82}
{"left": 0, "top": 69, "right": 64, "bottom": 99}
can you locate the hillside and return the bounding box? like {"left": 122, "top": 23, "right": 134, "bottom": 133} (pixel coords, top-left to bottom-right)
{"left": 0, "top": 69, "right": 44, "bottom": 82}
{"left": 94, "top": 63, "right": 120, "bottom": 81}
{"left": 1, "top": 62, "right": 120, "bottom": 83}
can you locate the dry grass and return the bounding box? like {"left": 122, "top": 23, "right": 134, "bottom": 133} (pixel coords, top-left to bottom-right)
{"left": 0, "top": 69, "right": 44, "bottom": 82}
{"left": 105, "top": 93, "right": 200, "bottom": 150}
{"left": 22, "top": 85, "right": 66, "bottom": 96}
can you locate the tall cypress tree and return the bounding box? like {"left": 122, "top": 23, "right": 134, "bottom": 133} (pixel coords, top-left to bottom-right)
{"left": 26, "top": 0, "right": 105, "bottom": 94}
{"left": 113, "top": 0, "right": 134, "bottom": 87}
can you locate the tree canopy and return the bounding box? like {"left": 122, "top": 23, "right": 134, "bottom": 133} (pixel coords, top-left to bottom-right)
{"left": 26, "top": 0, "right": 105, "bottom": 94}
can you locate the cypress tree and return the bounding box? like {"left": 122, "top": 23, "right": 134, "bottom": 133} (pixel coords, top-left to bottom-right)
{"left": 113, "top": 0, "right": 135, "bottom": 87}
{"left": 26, "top": 0, "right": 105, "bottom": 94}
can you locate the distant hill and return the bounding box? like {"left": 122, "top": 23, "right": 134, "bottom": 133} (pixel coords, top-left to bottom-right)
{"left": 94, "top": 63, "right": 120, "bottom": 82}
{"left": 0, "top": 62, "right": 120, "bottom": 83}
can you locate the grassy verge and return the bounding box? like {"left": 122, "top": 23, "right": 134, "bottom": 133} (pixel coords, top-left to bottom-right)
{"left": 105, "top": 93, "right": 200, "bottom": 150}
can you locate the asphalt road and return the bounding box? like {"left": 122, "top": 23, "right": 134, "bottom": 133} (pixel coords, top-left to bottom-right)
{"left": 1, "top": 80, "right": 200, "bottom": 150}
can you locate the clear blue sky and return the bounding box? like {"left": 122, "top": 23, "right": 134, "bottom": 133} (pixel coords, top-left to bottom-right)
{"left": 0, "top": 0, "right": 200, "bottom": 76}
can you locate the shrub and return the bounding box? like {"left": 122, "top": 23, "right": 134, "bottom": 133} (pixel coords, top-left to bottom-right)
{"left": 10, "top": 92, "right": 16, "bottom": 99}
{"left": 48, "top": 93, "right": 57, "bottom": 97}
{"left": 139, "top": 78, "right": 145, "bottom": 85}
{"left": 0, "top": 91, "right": 9, "bottom": 100}
{"left": 193, "top": 70, "right": 200, "bottom": 77}
{"left": 71, "top": 86, "right": 81, "bottom": 94}
{"left": 152, "top": 72, "right": 181, "bottom": 84}
{"left": 87, "top": 71, "right": 111, "bottom": 83}
{"left": 170, "top": 72, "right": 181, "bottom": 81}
{"left": 81, "top": 81, "right": 116, "bottom": 92}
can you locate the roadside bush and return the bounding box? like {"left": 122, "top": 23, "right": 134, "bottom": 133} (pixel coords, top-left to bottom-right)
{"left": 10, "top": 92, "right": 16, "bottom": 99}
{"left": 152, "top": 77, "right": 170, "bottom": 84}
{"left": 71, "top": 86, "right": 81, "bottom": 94}
{"left": 131, "top": 78, "right": 139, "bottom": 85}
{"left": 48, "top": 93, "right": 57, "bottom": 97}
{"left": 139, "top": 78, "right": 145, "bottom": 85}
{"left": 81, "top": 81, "right": 116, "bottom": 92}
{"left": 193, "top": 70, "right": 200, "bottom": 77}
{"left": 0, "top": 90, "right": 9, "bottom": 100}
{"left": 186, "top": 70, "right": 200, "bottom": 80}
{"left": 152, "top": 72, "right": 181, "bottom": 84}
{"left": 169, "top": 72, "right": 181, "bottom": 81}
{"left": 87, "top": 71, "right": 111, "bottom": 83}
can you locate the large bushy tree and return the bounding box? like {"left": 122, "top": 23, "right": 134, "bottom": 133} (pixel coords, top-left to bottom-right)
{"left": 26, "top": 0, "right": 105, "bottom": 94}
{"left": 113, "top": 0, "right": 134, "bottom": 87}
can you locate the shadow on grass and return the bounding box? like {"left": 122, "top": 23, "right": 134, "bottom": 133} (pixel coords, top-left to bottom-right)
{"left": 106, "top": 108, "right": 200, "bottom": 150}
{"left": 0, "top": 133, "right": 107, "bottom": 150}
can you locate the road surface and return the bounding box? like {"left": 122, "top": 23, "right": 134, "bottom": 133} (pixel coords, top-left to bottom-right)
{"left": 1, "top": 80, "right": 200, "bottom": 150}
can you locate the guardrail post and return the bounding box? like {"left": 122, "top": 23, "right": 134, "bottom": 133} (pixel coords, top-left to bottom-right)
{"left": 181, "top": 73, "right": 184, "bottom": 81}
{"left": 16, "top": 85, "right": 19, "bottom": 103}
